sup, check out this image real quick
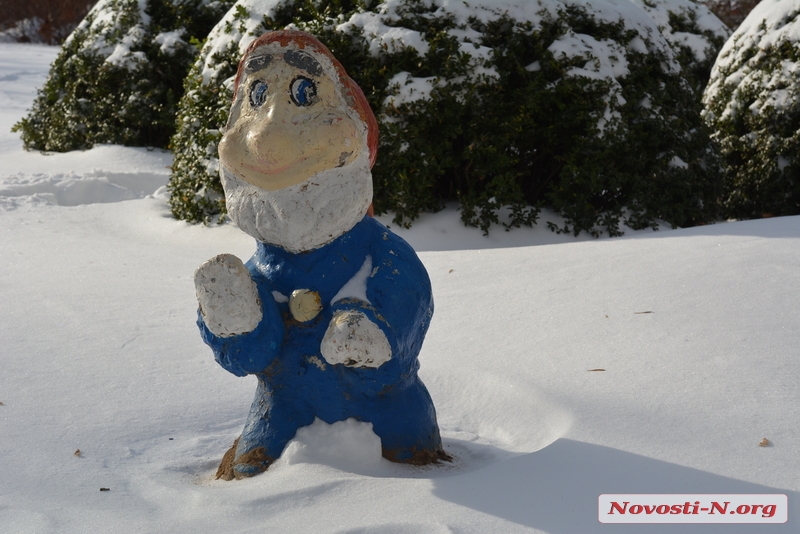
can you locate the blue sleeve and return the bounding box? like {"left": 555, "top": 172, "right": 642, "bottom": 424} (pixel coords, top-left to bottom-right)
{"left": 330, "top": 226, "right": 433, "bottom": 383}
{"left": 197, "top": 281, "right": 284, "bottom": 377}
{"left": 366, "top": 235, "right": 434, "bottom": 368}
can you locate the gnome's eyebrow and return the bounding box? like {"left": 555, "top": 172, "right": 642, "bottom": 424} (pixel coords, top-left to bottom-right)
{"left": 245, "top": 54, "right": 272, "bottom": 74}
{"left": 283, "top": 49, "right": 323, "bottom": 77}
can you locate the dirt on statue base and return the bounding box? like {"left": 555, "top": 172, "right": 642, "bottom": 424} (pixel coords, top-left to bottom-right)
{"left": 215, "top": 438, "right": 274, "bottom": 480}
{"left": 216, "top": 440, "right": 452, "bottom": 480}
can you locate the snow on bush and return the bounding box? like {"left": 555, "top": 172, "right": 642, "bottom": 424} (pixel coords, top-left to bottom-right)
{"left": 703, "top": 0, "right": 800, "bottom": 219}
{"left": 12, "top": 0, "right": 234, "bottom": 151}
{"left": 699, "top": 0, "right": 761, "bottom": 31}
{"left": 630, "top": 0, "right": 729, "bottom": 92}
{"left": 169, "top": 0, "right": 723, "bottom": 235}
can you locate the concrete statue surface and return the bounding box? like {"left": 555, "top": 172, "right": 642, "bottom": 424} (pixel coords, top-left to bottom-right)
{"left": 193, "top": 30, "right": 449, "bottom": 480}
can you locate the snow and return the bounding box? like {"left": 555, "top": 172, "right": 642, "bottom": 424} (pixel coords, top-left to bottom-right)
{"left": 377, "top": 0, "right": 678, "bottom": 77}
{"left": 154, "top": 30, "right": 188, "bottom": 55}
{"left": 381, "top": 0, "right": 553, "bottom": 27}
{"left": 384, "top": 72, "right": 436, "bottom": 108}
{"left": 105, "top": 27, "right": 148, "bottom": 68}
{"left": 704, "top": 0, "right": 800, "bottom": 118}
{"left": 547, "top": 31, "right": 630, "bottom": 80}
{"left": 69, "top": 0, "right": 151, "bottom": 68}
{"left": 338, "top": 11, "right": 430, "bottom": 57}
{"left": 2, "top": 42, "right": 799, "bottom": 533}
{"left": 572, "top": 0, "right": 674, "bottom": 60}
{"left": 199, "top": 0, "right": 288, "bottom": 86}
{"left": 338, "top": 0, "right": 683, "bottom": 135}
{"left": 630, "top": 0, "right": 729, "bottom": 62}
{"left": 199, "top": 0, "right": 706, "bottom": 142}
{"left": 668, "top": 155, "right": 689, "bottom": 169}
{"left": 331, "top": 256, "right": 373, "bottom": 304}
{"left": 735, "top": 0, "right": 800, "bottom": 47}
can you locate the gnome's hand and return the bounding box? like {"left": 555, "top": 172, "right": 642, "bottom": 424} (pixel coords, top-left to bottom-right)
{"left": 195, "top": 254, "right": 263, "bottom": 337}
{"left": 321, "top": 310, "right": 391, "bottom": 368}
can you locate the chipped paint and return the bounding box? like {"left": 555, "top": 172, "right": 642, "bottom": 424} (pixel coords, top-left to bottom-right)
{"left": 306, "top": 355, "right": 327, "bottom": 371}
{"left": 289, "top": 289, "right": 322, "bottom": 323}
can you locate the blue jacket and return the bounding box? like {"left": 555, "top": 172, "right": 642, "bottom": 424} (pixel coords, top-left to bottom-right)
{"left": 198, "top": 216, "right": 440, "bottom": 468}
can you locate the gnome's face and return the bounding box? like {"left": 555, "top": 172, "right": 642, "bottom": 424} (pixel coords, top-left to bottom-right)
{"left": 219, "top": 47, "right": 364, "bottom": 192}
{"left": 217, "top": 36, "right": 374, "bottom": 253}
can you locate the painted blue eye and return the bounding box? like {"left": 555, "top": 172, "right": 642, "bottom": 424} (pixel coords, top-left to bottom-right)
{"left": 249, "top": 80, "right": 268, "bottom": 107}
{"left": 290, "top": 76, "right": 317, "bottom": 107}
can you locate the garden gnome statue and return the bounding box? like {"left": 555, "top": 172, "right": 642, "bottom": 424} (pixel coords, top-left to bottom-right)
{"left": 194, "top": 30, "right": 449, "bottom": 480}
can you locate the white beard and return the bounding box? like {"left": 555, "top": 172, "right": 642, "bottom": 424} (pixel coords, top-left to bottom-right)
{"left": 220, "top": 150, "right": 373, "bottom": 253}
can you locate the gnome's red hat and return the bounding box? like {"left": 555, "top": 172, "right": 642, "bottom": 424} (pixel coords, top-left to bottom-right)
{"left": 233, "top": 30, "right": 379, "bottom": 169}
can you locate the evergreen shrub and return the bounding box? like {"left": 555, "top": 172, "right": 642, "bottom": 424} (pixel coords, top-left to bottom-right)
{"left": 169, "top": 0, "right": 724, "bottom": 235}
{"left": 13, "top": 0, "right": 234, "bottom": 151}
{"left": 631, "top": 0, "right": 730, "bottom": 93}
{"left": 703, "top": 0, "right": 800, "bottom": 219}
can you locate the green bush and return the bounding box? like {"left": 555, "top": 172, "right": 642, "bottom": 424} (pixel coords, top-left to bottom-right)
{"left": 703, "top": 0, "right": 800, "bottom": 219}
{"left": 631, "top": 0, "right": 730, "bottom": 94}
{"left": 12, "top": 0, "right": 234, "bottom": 151}
{"left": 169, "top": 0, "right": 723, "bottom": 236}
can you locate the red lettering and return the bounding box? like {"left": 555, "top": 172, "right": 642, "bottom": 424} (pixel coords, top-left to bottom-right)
{"left": 763, "top": 505, "right": 777, "bottom": 518}
{"left": 630, "top": 505, "right": 643, "bottom": 514}
{"left": 670, "top": 505, "right": 683, "bottom": 514}
{"left": 736, "top": 504, "right": 750, "bottom": 514}
{"left": 710, "top": 502, "right": 729, "bottom": 514}
{"left": 656, "top": 505, "right": 670, "bottom": 514}
{"left": 608, "top": 502, "right": 628, "bottom": 514}
{"left": 750, "top": 504, "right": 762, "bottom": 515}
{"left": 643, "top": 505, "right": 657, "bottom": 514}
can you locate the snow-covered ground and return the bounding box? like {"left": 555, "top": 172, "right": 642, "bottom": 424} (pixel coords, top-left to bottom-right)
{"left": 1, "top": 43, "right": 797, "bottom": 533}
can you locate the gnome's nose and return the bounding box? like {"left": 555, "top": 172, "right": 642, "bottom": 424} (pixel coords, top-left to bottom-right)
{"left": 246, "top": 121, "right": 305, "bottom": 169}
